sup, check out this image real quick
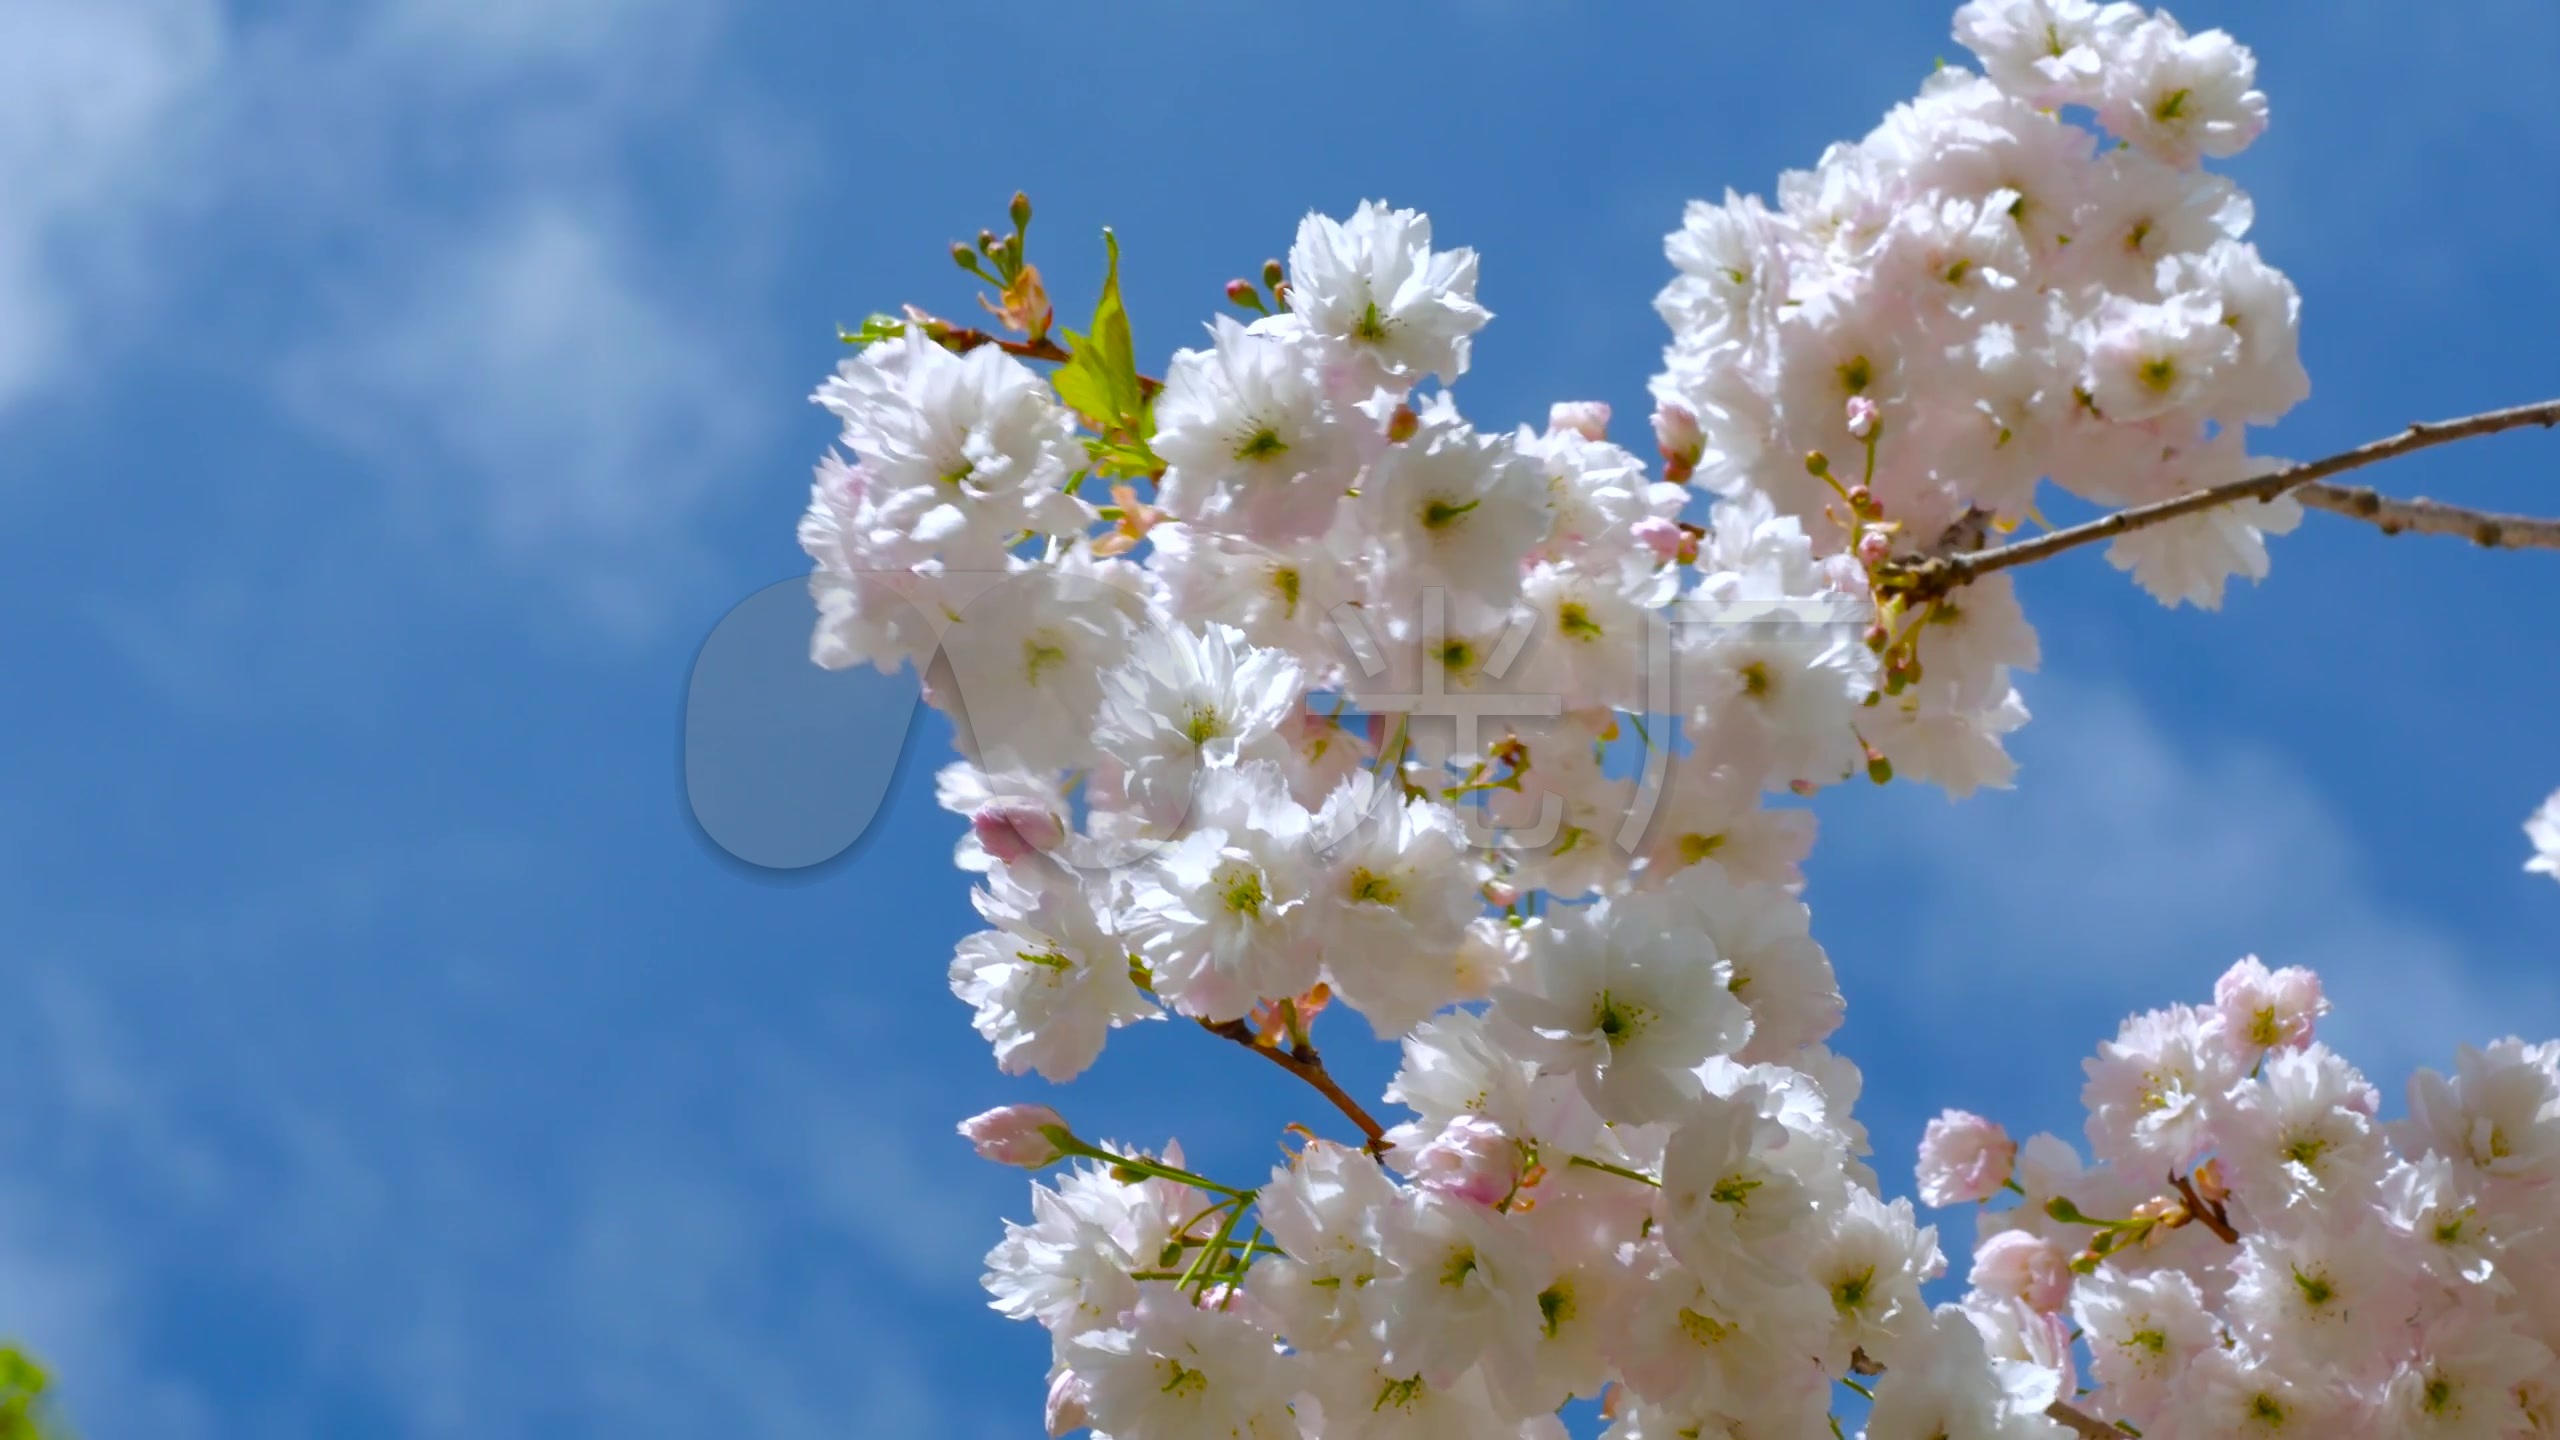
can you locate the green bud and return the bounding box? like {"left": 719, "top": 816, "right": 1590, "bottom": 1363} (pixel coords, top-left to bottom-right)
{"left": 1010, "top": 190, "right": 1033, "bottom": 233}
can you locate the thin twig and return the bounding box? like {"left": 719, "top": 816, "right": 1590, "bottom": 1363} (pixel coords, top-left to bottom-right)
{"left": 1198, "top": 1018, "right": 1391, "bottom": 1156}
{"left": 1886, "top": 397, "right": 2560, "bottom": 599}
{"left": 935, "top": 325, "right": 1071, "bottom": 366}
{"left": 2295, "top": 480, "right": 2560, "bottom": 551}
{"left": 933, "top": 324, "right": 1165, "bottom": 397}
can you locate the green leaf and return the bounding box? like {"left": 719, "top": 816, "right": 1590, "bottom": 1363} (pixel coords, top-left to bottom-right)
{"left": 1052, "top": 232, "right": 1145, "bottom": 425}
{"left": 838, "top": 313, "right": 907, "bottom": 346}
{"left": 0, "top": 1345, "right": 52, "bottom": 1440}
{"left": 1046, "top": 230, "right": 1164, "bottom": 481}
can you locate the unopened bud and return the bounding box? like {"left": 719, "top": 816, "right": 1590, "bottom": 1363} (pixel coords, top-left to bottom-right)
{"left": 1387, "top": 404, "right": 1421, "bottom": 443}
{"left": 1261, "top": 258, "right": 1286, "bottom": 292}
{"left": 959, "top": 1104, "right": 1073, "bottom": 1168}
{"left": 1631, "top": 516, "right": 1685, "bottom": 564}
{"left": 1804, "top": 450, "right": 1832, "bottom": 478}
{"left": 1654, "top": 405, "right": 1704, "bottom": 483}
{"left": 1856, "top": 529, "right": 1892, "bottom": 567}
{"left": 952, "top": 242, "right": 982, "bottom": 274}
{"left": 1867, "top": 752, "right": 1894, "bottom": 784}
{"left": 1223, "top": 278, "right": 1268, "bottom": 315}
{"left": 1847, "top": 485, "right": 1875, "bottom": 515}
{"left": 1485, "top": 880, "right": 1522, "bottom": 908}
{"left": 973, "top": 801, "right": 1065, "bottom": 864}
{"left": 1547, "top": 401, "right": 1611, "bottom": 442}
{"left": 1009, "top": 191, "right": 1033, "bottom": 232}
{"left": 1845, "top": 394, "right": 1881, "bottom": 439}
{"left": 1864, "top": 624, "right": 1890, "bottom": 652}
{"left": 978, "top": 228, "right": 1000, "bottom": 255}
{"left": 1045, "top": 1369, "right": 1091, "bottom": 1437}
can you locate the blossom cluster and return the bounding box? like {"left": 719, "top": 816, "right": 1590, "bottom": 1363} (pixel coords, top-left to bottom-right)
{"left": 777, "top": 3, "right": 2555, "bottom": 1438}
{"left": 1651, "top": 0, "right": 2313, "bottom": 793}
{"left": 1923, "top": 954, "right": 2560, "bottom": 1438}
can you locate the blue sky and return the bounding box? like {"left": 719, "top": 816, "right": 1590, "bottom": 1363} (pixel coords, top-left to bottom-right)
{"left": 3, "top": 1, "right": 2556, "bottom": 1435}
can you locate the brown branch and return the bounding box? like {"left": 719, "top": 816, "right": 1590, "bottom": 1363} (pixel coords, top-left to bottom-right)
{"left": 2169, "top": 1171, "right": 2241, "bottom": 1245}
{"left": 1887, "top": 397, "right": 2560, "bottom": 599}
{"left": 933, "top": 324, "right": 1164, "bottom": 397}
{"left": 2295, "top": 480, "right": 2560, "bottom": 551}
{"left": 1198, "top": 1018, "right": 1390, "bottom": 1156}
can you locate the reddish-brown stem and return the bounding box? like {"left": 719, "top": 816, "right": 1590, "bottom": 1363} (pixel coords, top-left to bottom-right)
{"left": 2170, "top": 1171, "right": 2241, "bottom": 1244}
{"left": 934, "top": 325, "right": 1164, "bottom": 397}
{"left": 1198, "top": 1018, "right": 1391, "bottom": 1156}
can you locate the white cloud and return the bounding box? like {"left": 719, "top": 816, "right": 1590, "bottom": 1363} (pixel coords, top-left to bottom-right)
{"left": 7, "top": 0, "right": 777, "bottom": 638}
{"left": 1825, "top": 678, "right": 2557, "bottom": 1097}
{"left": 370, "top": 0, "right": 712, "bottom": 70}
{"left": 279, "top": 199, "right": 761, "bottom": 629}
{"left": 0, "top": 0, "right": 223, "bottom": 406}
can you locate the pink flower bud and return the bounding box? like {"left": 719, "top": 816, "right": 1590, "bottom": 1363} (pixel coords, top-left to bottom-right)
{"left": 959, "top": 1104, "right": 1072, "bottom": 1168}
{"left": 1856, "top": 528, "right": 1892, "bottom": 567}
{"left": 1970, "top": 1229, "right": 2074, "bottom": 1313}
{"left": 1845, "top": 394, "right": 1880, "bottom": 439}
{"left": 1045, "top": 1368, "right": 1091, "bottom": 1436}
{"left": 1916, "top": 1109, "right": 2017, "bottom": 1206}
{"left": 972, "top": 802, "right": 1065, "bottom": 865}
{"left": 1409, "top": 1115, "right": 1520, "bottom": 1207}
{"left": 1632, "top": 516, "right": 1686, "bottom": 563}
{"left": 1653, "top": 404, "right": 1705, "bottom": 481}
{"left": 1547, "top": 401, "right": 1612, "bottom": 442}
{"left": 2212, "top": 954, "right": 2328, "bottom": 1058}
{"left": 1484, "top": 880, "right": 1521, "bottom": 908}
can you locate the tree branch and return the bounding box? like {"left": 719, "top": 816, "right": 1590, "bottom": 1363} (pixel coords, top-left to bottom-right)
{"left": 1198, "top": 1018, "right": 1391, "bottom": 1156}
{"left": 2168, "top": 1171, "right": 2241, "bottom": 1245}
{"left": 1886, "top": 397, "right": 2560, "bottom": 599}
{"left": 2295, "top": 480, "right": 2560, "bottom": 551}
{"left": 933, "top": 323, "right": 1165, "bottom": 397}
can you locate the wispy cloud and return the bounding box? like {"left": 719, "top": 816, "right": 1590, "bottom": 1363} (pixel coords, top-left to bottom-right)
{"left": 0, "top": 824, "right": 1026, "bottom": 1438}
{"left": 11, "top": 0, "right": 783, "bottom": 642}
{"left": 1826, "top": 678, "right": 2555, "bottom": 1112}
{"left": 278, "top": 198, "right": 762, "bottom": 630}
{"left": 0, "top": 0, "right": 224, "bottom": 408}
